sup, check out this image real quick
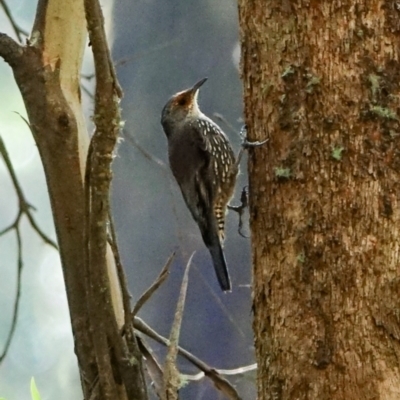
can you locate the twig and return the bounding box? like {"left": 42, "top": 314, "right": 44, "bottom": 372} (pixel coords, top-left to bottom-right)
{"left": 0, "top": 228, "right": 23, "bottom": 363}
{"left": 108, "top": 214, "right": 133, "bottom": 327}
{"left": 0, "top": 131, "right": 57, "bottom": 367}
{"left": 114, "top": 38, "right": 180, "bottom": 69}
{"left": 134, "top": 317, "right": 243, "bottom": 400}
{"left": 81, "top": 72, "right": 95, "bottom": 81}
{"left": 0, "top": 0, "right": 29, "bottom": 43}
{"left": 108, "top": 213, "right": 149, "bottom": 397}
{"left": 123, "top": 128, "right": 169, "bottom": 170}
{"left": 81, "top": 82, "right": 94, "bottom": 99}
{"left": 0, "top": 136, "right": 57, "bottom": 248}
{"left": 137, "top": 336, "right": 164, "bottom": 398}
{"left": 132, "top": 252, "right": 175, "bottom": 317}
{"left": 163, "top": 252, "right": 193, "bottom": 400}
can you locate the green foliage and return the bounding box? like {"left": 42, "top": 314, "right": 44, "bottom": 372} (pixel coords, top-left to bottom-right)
{"left": 30, "top": 378, "right": 42, "bottom": 400}
{"left": 297, "top": 252, "right": 306, "bottom": 263}
{"left": 305, "top": 75, "right": 320, "bottom": 94}
{"left": 0, "top": 378, "right": 42, "bottom": 400}
{"left": 368, "top": 73, "right": 380, "bottom": 100}
{"left": 370, "top": 105, "right": 398, "bottom": 120}
{"left": 331, "top": 146, "right": 344, "bottom": 161}
{"left": 281, "top": 65, "right": 295, "bottom": 78}
{"left": 274, "top": 167, "right": 291, "bottom": 179}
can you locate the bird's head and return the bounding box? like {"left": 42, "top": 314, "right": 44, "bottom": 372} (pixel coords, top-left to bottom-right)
{"left": 161, "top": 78, "right": 207, "bottom": 129}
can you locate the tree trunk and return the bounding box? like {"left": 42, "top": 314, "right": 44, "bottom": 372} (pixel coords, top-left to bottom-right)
{"left": 238, "top": 1, "right": 400, "bottom": 399}
{"left": 0, "top": 1, "right": 147, "bottom": 398}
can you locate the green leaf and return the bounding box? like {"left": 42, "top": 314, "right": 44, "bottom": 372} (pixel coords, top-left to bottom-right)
{"left": 30, "top": 378, "right": 42, "bottom": 400}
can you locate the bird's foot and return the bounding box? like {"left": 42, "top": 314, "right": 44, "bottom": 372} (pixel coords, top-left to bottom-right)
{"left": 227, "top": 186, "right": 249, "bottom": 238}
{"left": 240, "top": 124, "right": 269, "bottom": 149}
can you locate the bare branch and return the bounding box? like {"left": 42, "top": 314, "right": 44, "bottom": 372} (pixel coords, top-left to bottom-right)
{"left": 0, "top": 135, "right": 58, "bottom": 248}
{"left": 134, "top": 317, "right": 243, "bottom": 400}
{"left": 84, "top": 0, "right": 147, "bottom": 398}
{"left": 123, "top": 128, "right": 168, "bottom": 171}
{"left": 132, "top": 252, "right": 175, "bottom": 317}
{"left": 163, "top": 252, "right": 193, "bottom": 400}
{"left": 137, "top": 337, "right": 164, "bottom": 398}
{"left": 0, "top": 0, "right": 29, "bottom": 43}
{"left": 81, "top": 83, "right": 94, "bottom": 99}
{"left": 0, "top": 227, "right": 23, "bottom": 363}
{"left": 114, "top": 38, "right": 180, "bottom": 69}
{"left": 108, "top": 215, "right": 133, "bottom": 327}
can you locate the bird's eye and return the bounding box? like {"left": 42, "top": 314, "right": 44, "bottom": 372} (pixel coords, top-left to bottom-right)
{"left": 177, "top": 97, "right": 187, "bottom": 106}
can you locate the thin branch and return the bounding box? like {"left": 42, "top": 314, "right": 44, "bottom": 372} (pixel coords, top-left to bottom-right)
{"left": 114, "top": 38, "right": 180, "bottom": 69}
{"left": 163, "top": 252, "right": 193, "bottom": 400}
{"left": 81, "top": 83, "right": 94, "bottom": 99}
{"left": 84, "top": 0, "right": 147, "bottom": 397}
{"left": 137, "top": 336, "right": 164, "bottom": 398}
{"left": 123, "top": 128, "right": 168, "bottom": 170}
{"left": 81, "top": 72, "right": 95, "bottom": 81}
{"left": 134, "top": 317, "right": 243, "bottom": 400}
{"left": 0, "top": 135, "right": 58, "bottom": 248}
{"left": 108, "top": 214, "right": 132, "bottom": 322}
{"left": 180, "top": 362, "right": 257, "bottom": 381}
{"left": 132, "top": 252, "right": 175, "bottom": 317}
{"left": 0, "top": 227, "right": 23, "bottom": 363}
{"left": 108, "top": 212, "right": 149, "bottom": 399}
{"left": 0, "top": 0, "right": 29, "bottom": 43}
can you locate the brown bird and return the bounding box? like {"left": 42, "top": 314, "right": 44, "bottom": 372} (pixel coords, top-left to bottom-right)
{"left": 161, "top": 78, "right": 238, "bottom": 291}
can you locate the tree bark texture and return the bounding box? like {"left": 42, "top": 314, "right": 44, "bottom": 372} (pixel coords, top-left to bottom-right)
{"left": 238, "top": 1, "right": 400, "bottom": 399}
{"left": 10, "top": 1, "right": 98, "bottom": 395}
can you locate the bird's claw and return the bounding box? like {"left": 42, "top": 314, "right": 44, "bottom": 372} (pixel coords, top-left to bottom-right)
{"left": 242, "top": 138, "right": 269, "bottom": 148}
{"left": 239, "top": 124, "right": 269, "bottom": 149}
{"left": 228, "top": 186, "right": 249, "bottom": 238}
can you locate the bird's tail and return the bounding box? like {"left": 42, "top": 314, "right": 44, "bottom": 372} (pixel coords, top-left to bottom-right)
{"left": 199, "top": 217, "right": 231, "bottom": 292}
{"left": 207, "top": 240, "right": 231, "bottom": 292}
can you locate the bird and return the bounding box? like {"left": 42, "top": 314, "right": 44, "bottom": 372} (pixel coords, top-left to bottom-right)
{"left": 161, "top": 78, "right": 238, "bottom": 292}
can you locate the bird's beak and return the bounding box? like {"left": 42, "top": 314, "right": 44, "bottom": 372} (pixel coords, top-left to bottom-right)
{"left": 191, "top": 77, "right": 208, "bottom": 93}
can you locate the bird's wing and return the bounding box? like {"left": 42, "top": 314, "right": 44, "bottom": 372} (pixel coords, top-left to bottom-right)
{"left": 175, "top": 123, "right": 217, "bottom": 232}
{"left": 190, "top": 119, "right": 236, "bottom": 184}
{"left": 170, "top": 125, "right": 216, "bottom": 233}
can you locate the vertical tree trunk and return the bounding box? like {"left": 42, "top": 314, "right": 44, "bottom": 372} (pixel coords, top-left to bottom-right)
{"left": 238, "top": 1, "right": 400, "bottom": 399}
{"left": 0, "top": 1, "right": 147, "bottom": 398}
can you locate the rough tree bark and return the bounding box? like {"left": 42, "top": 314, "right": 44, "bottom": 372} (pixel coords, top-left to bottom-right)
{"left": 239, "top": 1, "right": 400, "bottom": 399}
{"left": 0, "top": 1, "right": 147, "bottom": 399}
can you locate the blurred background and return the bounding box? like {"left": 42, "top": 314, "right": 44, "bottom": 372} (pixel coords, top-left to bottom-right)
{"left": 0, "top": 0, "right": 254, "bottom": 399}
